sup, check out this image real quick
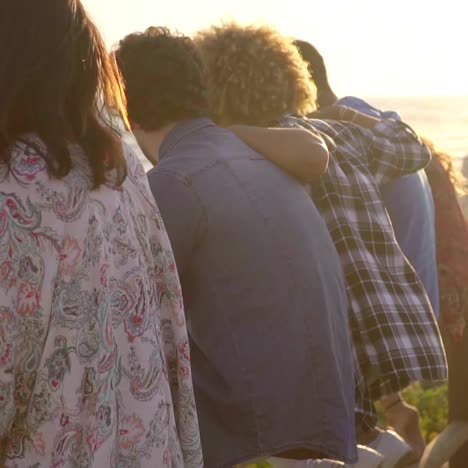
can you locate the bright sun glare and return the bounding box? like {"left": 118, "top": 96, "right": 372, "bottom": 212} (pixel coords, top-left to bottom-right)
{"left": 83, "top": 0, "right": 467, "bottom": 97}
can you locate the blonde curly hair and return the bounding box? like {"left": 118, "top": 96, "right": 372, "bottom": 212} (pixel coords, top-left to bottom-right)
{"left": 195, "top": 22, "right": 316, "bottom": 126}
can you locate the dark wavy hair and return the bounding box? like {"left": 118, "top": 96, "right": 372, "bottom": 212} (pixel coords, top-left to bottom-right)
{"left": 294, "top": 40, "right": 329, "bottom": 90}
{"left": 294, "top": 40, "right": 338, "bottom": 109}
{"left": 114, "top": 27, "right": 207, "bottom": 131}
{"left": 0, "top": 0, "right": 129, "bottom": 188}
{"left": 422, "top": 138, "right": 467, "bottom": 196}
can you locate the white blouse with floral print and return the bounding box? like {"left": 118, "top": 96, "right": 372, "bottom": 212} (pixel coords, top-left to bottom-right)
{"left": 0, "top": 136, "right": 203, "bottom": 467}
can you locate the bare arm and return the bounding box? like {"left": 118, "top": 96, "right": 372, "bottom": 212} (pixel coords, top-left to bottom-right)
{"left": 229, "top": 125, "right": 330, "bottom": 183}
{"left": 338, "top": 106, "right": 381, "bottom": 128}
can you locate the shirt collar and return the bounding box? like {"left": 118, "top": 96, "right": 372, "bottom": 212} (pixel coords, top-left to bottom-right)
{"left": 159, "top": 118, "right": 215, "bottom": 160}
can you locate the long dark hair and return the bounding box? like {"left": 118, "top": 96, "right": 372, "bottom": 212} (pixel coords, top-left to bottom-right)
{"left": 422, "top": 138, "right": 467, "bottom": 196}
{"left": 0, "top": 0, "right": 129, "bottom": 187}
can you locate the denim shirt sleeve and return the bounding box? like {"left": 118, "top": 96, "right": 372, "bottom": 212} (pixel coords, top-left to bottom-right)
{"left": 147, "top": 170, "right": 206, "bottom": 276}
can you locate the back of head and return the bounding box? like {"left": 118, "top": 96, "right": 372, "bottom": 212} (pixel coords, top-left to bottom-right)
{"left": 195, "top": 23, "right": 316, "bottom": 126}
{"left": 423, "top": 138, "right": 467, "bottom": 195}
{"left": 114, "top": 27, "right": 207, "bottom": 131}
{"left": 294, "top": 40, "right": 337, "bottom": 108}
{"left": 294, "top": 40, "right": 328, "bottom": 88}
{"left": 0, "top": 0, "right": 128, "bottom": 187}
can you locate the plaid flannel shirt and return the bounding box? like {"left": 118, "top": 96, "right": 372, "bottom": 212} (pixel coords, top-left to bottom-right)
{"left": 280, "top": 116, "right": 448, "bottom": 424}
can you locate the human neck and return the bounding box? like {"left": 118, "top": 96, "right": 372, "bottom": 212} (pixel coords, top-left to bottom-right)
{"left": 132, "top": 123, "right": 176, "bottom": 166}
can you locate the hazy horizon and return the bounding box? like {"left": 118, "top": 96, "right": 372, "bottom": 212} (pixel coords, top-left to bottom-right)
{"left": 82, "top": 0, "right": 467, "bottom": 98}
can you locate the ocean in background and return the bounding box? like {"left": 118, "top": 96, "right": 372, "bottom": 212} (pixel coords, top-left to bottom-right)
{"left": 128, "top": 96, "right": 468, "bottom": 170}
{"left": 370, "top": 96, "right": 468, "bottom": 162}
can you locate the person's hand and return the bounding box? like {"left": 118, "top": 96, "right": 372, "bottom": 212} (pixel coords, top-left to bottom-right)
{"left": 308, "top": 105, "right": 345, "bottom": 120}
{"left": 309, "top": 105, "right": 361, "bottom": 121}
{"left": 309, "top": 105, "right": 381, "bottom": 128}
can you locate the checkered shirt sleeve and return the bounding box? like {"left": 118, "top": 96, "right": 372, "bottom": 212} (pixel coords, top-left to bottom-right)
{"left": 278, "top": 115, "right": 447, "bottom": 406}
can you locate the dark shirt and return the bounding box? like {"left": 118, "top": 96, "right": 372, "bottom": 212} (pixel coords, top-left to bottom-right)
{"left": 147, "top": 118, "right": 356, "bottom": 467}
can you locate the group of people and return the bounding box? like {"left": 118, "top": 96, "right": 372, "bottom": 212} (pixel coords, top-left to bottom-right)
{"left": 0, "top": 1, "right": 466, "bottom": 468}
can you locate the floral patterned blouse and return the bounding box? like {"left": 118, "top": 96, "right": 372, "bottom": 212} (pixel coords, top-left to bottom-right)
{"left": 0, "top": 136, "right": 203, "bottom": 467}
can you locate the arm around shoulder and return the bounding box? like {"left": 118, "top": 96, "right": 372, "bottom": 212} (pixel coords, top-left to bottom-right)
{"left": 229, "top": 125, "right": 330, "bottom": 182}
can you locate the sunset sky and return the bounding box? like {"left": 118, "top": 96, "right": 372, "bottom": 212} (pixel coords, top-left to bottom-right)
{"left": 82, "top": 0, "right": 467, "bottom": 97}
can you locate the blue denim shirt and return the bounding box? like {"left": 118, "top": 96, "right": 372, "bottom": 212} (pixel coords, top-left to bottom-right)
{"left": 337, "top": 97, "right": 440, "bottom": 317}
{"left": 147, "top": 118, "right": 357, "bottom": 467}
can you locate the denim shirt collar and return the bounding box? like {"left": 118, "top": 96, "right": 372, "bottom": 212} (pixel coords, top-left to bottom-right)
{"left": 159, "top": 118, "right": 215, "bottom": 160}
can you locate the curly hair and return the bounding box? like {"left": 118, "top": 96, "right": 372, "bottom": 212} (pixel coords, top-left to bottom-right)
{"left": 195, "top": 23, "right": 316, "bottom": 126}
{"left": 114, "top": 27, "right": 207, "bottom": 131}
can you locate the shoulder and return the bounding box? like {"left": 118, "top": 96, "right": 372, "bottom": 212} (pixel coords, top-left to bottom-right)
{"left": 0, "top": 136, "right": 98, "bottom": 233}
{"left": 121, "top": 137, "right": 154, "bottom": 191}
{"left": 281, "top": 115, "right": 352, "bottom": 139}
{"left": 1, "top": 136, "right": 68, "bottom": 217}
{"left": 2, "top": 134, "right": 95, "bottom": 189}
{"left": 2, "top": 135, "right": 49, "bottom": 185}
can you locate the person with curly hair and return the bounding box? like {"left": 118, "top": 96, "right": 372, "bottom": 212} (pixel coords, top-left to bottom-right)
{"left": 115, "top": 26, "right": 330, "bottom": 181}
{"left": 195, "top": 22, "right": 447, "bottom": 467}
{"left": 115, "top": 26, "right": 357, "bottom": 468}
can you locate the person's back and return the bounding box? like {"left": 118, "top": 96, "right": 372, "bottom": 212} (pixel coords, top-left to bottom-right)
{"left": 293, "top": 42, "right": 440, "bottom": 458}
{"left": 0, "top": 2, "right": 201, "bottom": 465}
{"left": 381, "top": 172, "right": 438, "bottom": 309}
{"left": 293, "top": 42, "right": 440, "bottom": 315}
{"left": 195, "top": 24, "right": 447, "bottom": 466}
{"left": 0, "top": 138, "right": 202, "bottom": 467}
{"left": 423, "top": 146, "right": 468, "bottom": 468}
{"left": 148, "top": 118, "right": 356, "bottom": 467}
{"left": 336, "top": 97, "right": 440, "bottom": 315}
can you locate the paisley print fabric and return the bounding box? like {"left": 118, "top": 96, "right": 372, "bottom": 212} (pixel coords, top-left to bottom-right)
{"left": 0, "top": 136, "right": 203, "bottom": 467}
